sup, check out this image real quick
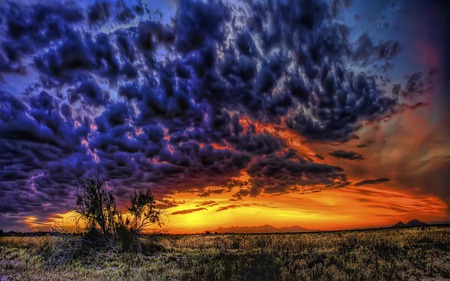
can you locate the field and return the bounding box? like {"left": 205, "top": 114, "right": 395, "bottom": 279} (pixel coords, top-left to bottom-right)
{"left": 1, "top": 227, "right": 449, "bottom": 281}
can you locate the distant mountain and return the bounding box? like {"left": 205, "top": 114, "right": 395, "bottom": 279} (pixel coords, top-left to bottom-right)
{"left": 392, "top": 221, "right": 406, "bottom": 228}
{"left": 392, "top": 219, "right": 427, "bottom": 228}
{"left": 210, "top": 224, "right": 317, "bottom": 234}
{"left": 406, "top": 219, "right": 427, "bottom": 227}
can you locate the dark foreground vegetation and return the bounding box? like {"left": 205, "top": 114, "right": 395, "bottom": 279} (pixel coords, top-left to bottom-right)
{"left": 71, "top": 171, "right": 162, "bottom": 254}
{"left": 1, "top": 226, "right": 449, "bottom": 280}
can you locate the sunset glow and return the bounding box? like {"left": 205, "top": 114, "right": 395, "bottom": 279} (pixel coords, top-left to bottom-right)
{"left": 1, "top": 0, "right": 449, "bottom": 233}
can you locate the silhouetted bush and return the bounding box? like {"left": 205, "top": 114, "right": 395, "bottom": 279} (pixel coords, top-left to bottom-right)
{"left": 74, "top": 173, "right": 117, "bottom": 238}
{"left": 115, "top": 189, "right": 161, "bottom": 252}
{"left": 65, "top": 168, "right": 163, "bottom": 257}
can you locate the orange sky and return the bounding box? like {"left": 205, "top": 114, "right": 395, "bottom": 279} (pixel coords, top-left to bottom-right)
{"left": 24, "top": 104, "right": 448, "bottom": 234}
{"left": 30, "top": 182, "right": 445, "bottom": 234}
{"left": 159, "top": 106, "right": 448, "bottom": 233}
{"left": 2, "top": 0, "right": 448, "bottom": 235}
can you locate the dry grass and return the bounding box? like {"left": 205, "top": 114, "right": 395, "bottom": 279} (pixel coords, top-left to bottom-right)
{"left": 1, "top": 226, "right": 449, "bottom": 280}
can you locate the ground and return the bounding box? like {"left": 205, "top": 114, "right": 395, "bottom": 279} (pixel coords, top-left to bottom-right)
{"left": 1, "top": 226, "right": 449, "bottom": 280}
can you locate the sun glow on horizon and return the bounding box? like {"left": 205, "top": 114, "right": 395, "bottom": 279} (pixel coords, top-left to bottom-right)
{"left": 24, "top": 183, "right": 446, "bottom": 234}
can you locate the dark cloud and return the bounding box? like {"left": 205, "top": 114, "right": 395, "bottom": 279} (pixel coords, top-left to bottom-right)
{"left": 88, "top": 1, "right": 111, "bottom": 25}
{"left": 401, "top": 72, "right": 425, "bottom": 98}
{"left": 71, "top": 80, "right": 110, "bottom": 106}
{"left": 329, "top": 150, "right": 364, "bottom": 161}
{"left": 171, "top": 207, "right": 206, "bottom": 215}
{"left": 198, "top": 200, "right": 217, "bottom": 207}
{"left": 175, "top": 0, "right": 229, "bottom": 53}
{"left": 0, "top": 0, "right": 434, "bottom": 230}
{"left": 1, "top": 2, "right": 83, "bottom": 69}
{"left": 0, "top": 91, "right": 95, "bottom": 219}
{"left": 234, "top": 150, "right": 347, "bottom": 198}
{"left": 351, "top": 33, "right": 403, "bottom": 65}
{"left": 354, "top": 178, "right": 390, "bottom": 187}
{"left": 215, "top": 204, "right": 244, "bottom": 212}
{"left": 197, "top": 187, "right": 231, "bottom": 198}
{"left": 155, "top": 198, "right": 182, "bottom": 209}
{"left": 315, "top": 154, "right": 325, "bottom": 160}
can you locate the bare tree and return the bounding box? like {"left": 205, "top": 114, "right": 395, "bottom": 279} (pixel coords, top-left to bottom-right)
{"left": 72, "top": 168, "right": 162, "bottom": 252}
{"left": 74, "top": 169, "right": 117, "bottom": 237}
{"left": 126, "top": 189, "right": 161, "bottom": 233}
{"left": 116, "top": 189, "right": 162, "bottom": 252}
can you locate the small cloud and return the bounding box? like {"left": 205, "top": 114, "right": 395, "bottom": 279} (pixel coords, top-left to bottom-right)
{"left": 354, "top": 178, "right": 390, "bottom": 186}
{"left": 216, "top": 204, "right": 243, "bottom": 212}
{"left": 171, "top": 207, "right": 206, "bottom": 215}
{"left": 329, "top": 150, "right": 364, "bottom": 161}
{"left": 156, "top": 198, "right": 182, "bottom": 209}
{"left": 198, "top": 200, "right": 218, "bottom": 207}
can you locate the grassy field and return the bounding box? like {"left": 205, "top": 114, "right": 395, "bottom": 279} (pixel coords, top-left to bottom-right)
{"left": 1, "top": 226, "right": 449, "bottom": 280}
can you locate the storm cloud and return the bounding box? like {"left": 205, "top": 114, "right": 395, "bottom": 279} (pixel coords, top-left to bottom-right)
{"left": 0, "top": 0, "right": 431, "bottom": 229}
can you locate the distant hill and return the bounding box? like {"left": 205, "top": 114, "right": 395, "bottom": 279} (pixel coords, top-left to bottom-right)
{"left": 392, "top": 219, "right": 427, "bottom": 228}
{"left": 406, "top": 219, "right": 428, "bottom": 227}
{"left": 392, "top": 221, "right": 406, "bottom": 228}
{"left": 210, "top": 224, "right": 317, "bottom": 234}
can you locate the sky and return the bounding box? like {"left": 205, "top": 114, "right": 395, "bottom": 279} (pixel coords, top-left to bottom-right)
{"left": 0, "top": 0, "right": 449, "bottom": 233}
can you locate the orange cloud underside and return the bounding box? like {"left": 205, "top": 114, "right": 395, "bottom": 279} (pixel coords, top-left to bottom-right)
{"left": 23, "top": 109, "right": 448, "bottom": 233}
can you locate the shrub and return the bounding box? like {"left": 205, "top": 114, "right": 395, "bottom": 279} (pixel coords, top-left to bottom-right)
{"left": 72, "top": 168, "right": 162, "bottom": 253}
{"left": 74, "top": 174, "right": 117, "bottom": 238}
{"left": 116, "top": 189, "right": 161, "bottom": 252}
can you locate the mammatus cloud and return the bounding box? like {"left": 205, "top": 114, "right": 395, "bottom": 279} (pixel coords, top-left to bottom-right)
{"left": 0, "top": 0, "right": 435, "bottom": 229}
